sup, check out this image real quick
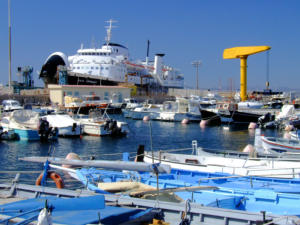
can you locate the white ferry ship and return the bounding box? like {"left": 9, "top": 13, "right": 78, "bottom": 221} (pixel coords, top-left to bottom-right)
{"left": 40, "top": 20, "right": 184, "bottom": 89}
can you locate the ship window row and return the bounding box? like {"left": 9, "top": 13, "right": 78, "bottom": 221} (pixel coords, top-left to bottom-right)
{"left": 74, "top": 66, "right": 110, "bottom": 70}
{"left": 80, "top": 53, "right": 111, "bottom": 56}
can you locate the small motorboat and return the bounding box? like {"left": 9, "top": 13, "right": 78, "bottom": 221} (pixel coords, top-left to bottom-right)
{"left": 156, "top": 98, "right": 202, "bottom": 122}
{"left": 261, "top": 136, "right": 300, "bottom": 153}
{"left": 42, "top": 113, "right": 81, "bottom": 137}
{"left": 0, "top": 110, "right": 57, "bottom": 141}
{"left": 30, "top": 158, "right": 300, "bottom": 217}
{"left": 74, "top": 114, "right": 129, "bottom": 137}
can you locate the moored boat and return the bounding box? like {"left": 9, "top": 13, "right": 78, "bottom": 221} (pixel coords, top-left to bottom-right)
{"left": 261, "top": 136, "right": 300, "bottom": 153}
{"left": 1, "top": 180, "right": 292, "bottom": 225}
{"left": 0, "top": 195, "right": 155, "bottom": 225}
{"left": 156, "top": 98, "right": 201, "bottom": 122}
{"left": 42, "top": 113, "right": 81, "bottom": 137}
{"left": 142, "top": 137, "right": 300, "bottom": 178}
{"left": 74, "top": 113, "right": 129, "bottom": 137}
{"left": 0, "top": 110, "right": 57, "bottom": 141}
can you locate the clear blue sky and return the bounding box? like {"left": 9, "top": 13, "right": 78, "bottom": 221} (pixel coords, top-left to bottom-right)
{"left": 0, "top": 0, "right": 299, "bottom": 91}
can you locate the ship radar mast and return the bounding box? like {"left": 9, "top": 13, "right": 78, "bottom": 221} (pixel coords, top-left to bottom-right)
{"left": 105, "top": 19, "right": 117, "bottom": 46}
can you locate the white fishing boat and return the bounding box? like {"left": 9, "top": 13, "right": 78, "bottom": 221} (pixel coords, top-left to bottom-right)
{"left": 156, "top": 98, "right": 201, "bottom": 122}
{"left": 261, "top": 136, "right": 300, "bottom": 153}
{"left": 129, "top": 104, "right": 162, "bottom": 120}
{"left": 143, "top": 136, "right": 300, "bottom": 178}
{"left": 123, "top": 98, "right": 141, "bottom": 109}
{"left": 74, "top": 112, "right": 129, "bottom": 137}
{"left": 42, "top": 114, "right": 81, "bottom": 137}
{"left": 40, "top": 20, "right": 184, "bottom": 89}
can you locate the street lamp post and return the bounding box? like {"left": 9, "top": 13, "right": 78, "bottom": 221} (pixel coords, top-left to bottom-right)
{"left": 191, "top": 60, "right": 202, "bottom": 90}
{"left": 8, "top": 0, "right": 12, "bottom": 90}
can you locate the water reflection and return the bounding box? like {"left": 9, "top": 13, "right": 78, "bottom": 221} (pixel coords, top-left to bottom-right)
{"left": 0, "top": 117, "right": 281, "bottom": 185}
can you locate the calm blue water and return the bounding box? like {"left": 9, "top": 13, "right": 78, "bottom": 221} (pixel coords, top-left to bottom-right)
{"left": 0, "top": 115, "right": 280, "bottom": 186}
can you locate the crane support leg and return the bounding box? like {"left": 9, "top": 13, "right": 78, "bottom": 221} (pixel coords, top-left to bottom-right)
{"left": 240, "top": 56, "right": 248, "bottom": 101}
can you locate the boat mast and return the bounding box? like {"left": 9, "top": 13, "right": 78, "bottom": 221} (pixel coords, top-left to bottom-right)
{"left": 105, "top": 19, "right": 117, "bottom": 46}
{"left": 8, "top": 0, "right": 12, "bottom": 90}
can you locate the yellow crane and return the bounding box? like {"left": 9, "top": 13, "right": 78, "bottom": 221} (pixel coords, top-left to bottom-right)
{"left": 223, "top": 46, "right": 271, "bottom": 101}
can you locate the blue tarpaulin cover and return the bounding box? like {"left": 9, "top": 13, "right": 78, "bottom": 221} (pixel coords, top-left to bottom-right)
{"left": 0, "top": 195, "right": 152, "bottom": 225}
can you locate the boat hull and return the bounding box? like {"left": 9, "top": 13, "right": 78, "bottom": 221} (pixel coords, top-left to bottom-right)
{"left": 14, "top": 129, "right": 40, "bottom": 141}
{"left": 156, "top": 112, "right": 201, "bottom": 122}
{"left": 261, "top": 136, "right": 300, "bottom": 153}
{"left": 143, "top": 150, "right": 300, "bottom": 178}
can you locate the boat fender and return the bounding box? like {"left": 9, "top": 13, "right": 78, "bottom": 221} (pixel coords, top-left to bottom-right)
{"left": 181, "top": 118, "right": 189, "bottom": 124}
{"left": 248, "top": 122, "right": 257, "bottom": 129}
{"left": 63, "top": 152, "right": 80, "bottom": 168}
{"left": 200, "top": 120, "right": 207, "bottom": 128}
{"left": 36, "top": 171, "right": 64, "bottom": 189}
{"left": 285, "top": 125, "right": 294, "bottom": 131}
{"left": 143, "top": 115, "right": 150, "bottom": 121}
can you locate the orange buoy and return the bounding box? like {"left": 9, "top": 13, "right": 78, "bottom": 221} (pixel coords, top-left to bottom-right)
{"left": 36, "top": 171, "right": 64, "bottom": 189}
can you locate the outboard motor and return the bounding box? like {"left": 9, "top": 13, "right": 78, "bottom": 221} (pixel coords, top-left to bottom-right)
{"left": 39, "top": 118, "right": 50, "bottom": 141}
{"left": 110, "top": 120, "right": 123, "bottom": 136}
{"left": 72, "top": 123, "right": 77, "bottom": 132}
{"left": 258, "top": 112, "right": 275, "bottom": 128}
{"left": 0, "top": 126, "right": 3, "bottom": 140}
{"left": 48, "top": 127, "right": 58, "bottom": 140}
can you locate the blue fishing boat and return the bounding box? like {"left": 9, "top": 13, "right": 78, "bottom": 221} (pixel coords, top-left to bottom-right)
{"left": 74, "top": 167, "right": 300, "bottom": 194}
{"left": 71, "top": 167, "right": 300, "bottom": 216}
{"left": 20, "top": 156, "right": 300, "bottom": 216}
{"left": 0, "top": 195, "right": 155, "bottom": 225}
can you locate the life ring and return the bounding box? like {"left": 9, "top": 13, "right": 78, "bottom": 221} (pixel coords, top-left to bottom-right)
{"left": 35, "top": 171, "right": 64, "bottom": 189}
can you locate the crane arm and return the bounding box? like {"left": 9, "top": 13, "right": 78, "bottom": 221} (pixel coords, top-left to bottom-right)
{"left": 223, "top": 46, "right": 271, "bottom": 59}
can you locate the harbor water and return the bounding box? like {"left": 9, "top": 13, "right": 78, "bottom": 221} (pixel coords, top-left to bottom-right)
{"left": 0, "top": 115, "right": 280, "bottom": 187}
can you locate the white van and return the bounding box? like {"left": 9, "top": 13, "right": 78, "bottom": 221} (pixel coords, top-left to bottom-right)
{"left": 2, "top": 100, "right": 23, "bottom": 111}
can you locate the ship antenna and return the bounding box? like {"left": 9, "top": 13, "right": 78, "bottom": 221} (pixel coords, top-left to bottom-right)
{"left": 146, "top": 40, "right": 150, "bottom": 65}
{"left": 105, "top": 19, "right": 117, "bottom": 46}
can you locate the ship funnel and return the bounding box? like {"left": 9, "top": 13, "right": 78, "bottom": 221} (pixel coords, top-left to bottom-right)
{"left": 154, "top": 54, "right": 165, "bottom": 76}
